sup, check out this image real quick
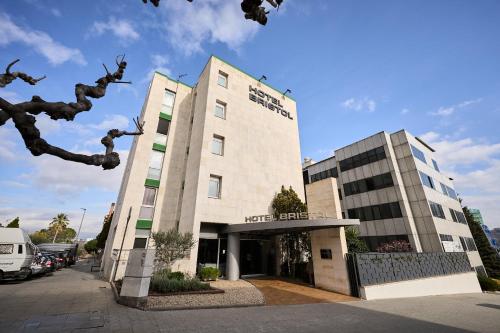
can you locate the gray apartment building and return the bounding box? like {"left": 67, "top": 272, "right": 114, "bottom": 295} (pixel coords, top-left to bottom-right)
{"left": 303, "top": 130, "right": 484, "bottom": 271}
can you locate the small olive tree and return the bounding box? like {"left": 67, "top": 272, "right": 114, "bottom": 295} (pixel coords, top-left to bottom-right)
{"left": 151, "top": 229, "right": 196, "bottom": 272}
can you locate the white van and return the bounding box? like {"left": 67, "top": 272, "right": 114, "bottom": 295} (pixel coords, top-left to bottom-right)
{"left": 0, "top": 228, "right": 36, "bottom": 280}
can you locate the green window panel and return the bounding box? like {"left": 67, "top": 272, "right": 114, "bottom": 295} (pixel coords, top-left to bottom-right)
{"left": 136, "top": 219, "right": 153, "bottom": 229}
{"left": 152, "top": 143, "right": 166, "bottom": 152}
{"left": 159, "top": 112, "right": 172, "bottom": 121}
{"left": 145, "top": 178, "right": 160, "bottom": 188}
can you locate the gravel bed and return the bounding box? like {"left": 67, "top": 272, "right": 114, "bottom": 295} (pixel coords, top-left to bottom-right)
{"left": 146, "top": 279, "right": 264, "bottom": 310}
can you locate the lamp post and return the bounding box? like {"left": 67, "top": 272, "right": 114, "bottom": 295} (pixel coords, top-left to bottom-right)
{"left": 75, "top": 208, "right": 86, "bottom": 243}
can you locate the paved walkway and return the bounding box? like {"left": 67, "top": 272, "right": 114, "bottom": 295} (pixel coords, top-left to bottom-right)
{"left": 1, "top": 261, "right": 499, "bottom": 332}
{"left": 246, "top": 277, "right": 357, "bottom": 305}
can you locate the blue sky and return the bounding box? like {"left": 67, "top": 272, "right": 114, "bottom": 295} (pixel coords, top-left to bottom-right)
{"left": 1, "top": 0, "right": 500, "bottom": 237}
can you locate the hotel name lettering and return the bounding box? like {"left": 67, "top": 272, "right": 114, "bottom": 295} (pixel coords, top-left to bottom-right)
{"left": 245, "top": 212, "right": 327, "bottom": 223}
{"left": 249, "top": 85, "right": 293, "bottom": 120}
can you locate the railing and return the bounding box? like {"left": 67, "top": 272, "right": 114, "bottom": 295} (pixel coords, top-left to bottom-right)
{"left": 347, "top": 252, "right": 472, "bottom": 288}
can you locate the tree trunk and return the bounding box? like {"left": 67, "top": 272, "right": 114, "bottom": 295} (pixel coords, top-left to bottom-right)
{"left": 52, "top": 229, "right": 59, "bottom": 243}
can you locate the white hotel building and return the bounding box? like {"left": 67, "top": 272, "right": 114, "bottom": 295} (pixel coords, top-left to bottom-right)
{"left": 102, "top": 56, "right": 306, "bottom": 280}
{"left": 303, "top": 130, "right": 485, "bottom": 271}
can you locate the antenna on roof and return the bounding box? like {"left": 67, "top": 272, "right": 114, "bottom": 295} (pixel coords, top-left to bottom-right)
{"left": 283, "top": 88, "right": 292, "bottom": 97}
{"left": 177, "top": 74, "right": 187, "bottom": 82}
{"left": 258, "top": 75, "right": 267, "bottom": 83}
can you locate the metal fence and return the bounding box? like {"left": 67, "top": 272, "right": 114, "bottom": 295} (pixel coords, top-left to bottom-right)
{"left": 347, "top": 252, "right": 472, "bottom": 288}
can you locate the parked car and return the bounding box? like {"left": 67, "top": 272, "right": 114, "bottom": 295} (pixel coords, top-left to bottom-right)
{"left": 0, "top": 228, "right": 36, "bottom": 280}
{"left": 36, "top": 243, "right": 78, "bottom": 266}
{"left": 40, "top": 253, "right": 57, "bottom": 273}
{"left": 30, "top": 255, "right": 47, "bottom": 276}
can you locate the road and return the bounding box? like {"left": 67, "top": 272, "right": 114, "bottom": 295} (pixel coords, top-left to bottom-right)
{"left": 0, "top": 260, "right": 499, "bottom": 332}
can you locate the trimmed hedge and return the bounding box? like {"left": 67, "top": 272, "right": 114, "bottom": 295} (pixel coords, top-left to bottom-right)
{"left": 150, "top": 271, "right": 210, "bottom": 293}
{"left": 200, "top": 267, "right": 220, "bottom": 281}
{"left": 477, "top": 274, "right": 500, "bottom": 291}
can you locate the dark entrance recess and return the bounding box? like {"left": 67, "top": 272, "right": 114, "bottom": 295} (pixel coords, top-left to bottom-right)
{"left": 196, "top": 238, "right": 227, "bottom": 276}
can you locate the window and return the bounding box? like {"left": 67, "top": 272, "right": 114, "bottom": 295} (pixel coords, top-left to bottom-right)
{"left": 0, "top": 244, "right": 13, "bottom": 254}
{"left": 147, "top": 150, "right": 164, "bottom": 180}
{"left": 429, "top": 201, "right": 445, "bottom": 219}
{"left": 320, "top": 249, "right": 332, "bottom": 259}
{"left": 439, "top": 234, "right": 453, "bottom": 242}
{"left": 455, "top": 211, "right": 467, "bottom": 224}
{"left": 419, "top": 171, "right": 435, "bottom": 189}
{"left": 449, "top": 208, "right": 458, "bottom": 223}
{"left": 347, "top": 202, "right": 403, "bottom": 221}
{"left": 211, "top": 135, "right": 224, "bottom": 155}
{"left": 338, "top": 146, "right": 386, "bottom": 172}
{"left": 18, "top": 244, "right": 23, "bottom": 254}
{"left": 343, "top": 172, "right": 394, "bottom": 197}
{"left": 214, "top": 101, "right": 226, "bottom": 119}
{"left": 460, "top": 237, "right": 477, "bottom": 251}
{"left": 309, "top": 167, "right": 338, "bottom": 183}
{"left": 441, "top": 183, "right": 458, "bottom": 200}
{"left": 208, "top": 175, "right": 222, "bottom": 198}
{"left": 217, "top": 71, "right": 228, "bottom": 88}
{"left": 161, "top": 90, "right": 176, "bottom": 116}
{"left": 154, "top": 118, "right": 170, "bottom": 146}
{"left": 411, "top": 144, "right": 426, "bottom": 164}
{"left": 432, "top": 159, "right": 440, "bottom": 172}
{"left": 139, "top": 187, "right": 157, "bottom": 220}
{"left": 133, "top": 238, "right": 147, "bottom": 249}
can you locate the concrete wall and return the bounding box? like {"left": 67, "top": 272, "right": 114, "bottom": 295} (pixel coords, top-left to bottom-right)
{"left": 360, "top": 272, "right": 482, "bottom": 300}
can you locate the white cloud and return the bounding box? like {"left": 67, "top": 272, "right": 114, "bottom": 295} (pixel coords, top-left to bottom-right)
{"left": 0, "top": 90, "right": 23, "bottom": 104}
{"left": 88, "top": 114, "right": 130, "bottom": 131}
{"left": 0, "top": 12, "right": 86, "bottom": 66}
{"left": 421, "top": 131, "right": 500, "bottom": 228}
{"left": 141, "top": 54, "right": 172, "bottom": 84}
{"left": 0, "top": 205, "right": 107, "bottom": 237}
{"left": 158, "top": 0, "right": 260, "bottom": 55}
{"left": 401, "top": 108, "right": 410, "bottom": 115}
{"left": 421, "top": 131, "right": 500, "bottom": 168}
{"left": 430, "top": 98, "right": 482, "bottom": 117}
{"left": 51, "top": 8, "right": 62, "bottom": 17}
{"left": 24, "top": 149, "right": 128, "bottom": 196}
{"left": 0, "top": 125, "right": 20, "bottom": 161}
{"left": 89, "top": 17, "right": 140, "bottom": 44}
{"left": 341, "top": 97, "right": 376, "bottom": 112}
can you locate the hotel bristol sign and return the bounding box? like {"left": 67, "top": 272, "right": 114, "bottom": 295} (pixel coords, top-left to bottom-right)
{"left": 245, "top": 212, "right": 328, "bottom": 223}
{"left": 249, "top": 85, "right": 293, "bottom": 120}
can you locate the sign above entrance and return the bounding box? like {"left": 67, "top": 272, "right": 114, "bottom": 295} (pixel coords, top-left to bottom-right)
{"left": 248, "top": 85, "right": 293, "bottom": 120}
{"left": 244, "top": 212, "right": 329, "bottom": 223}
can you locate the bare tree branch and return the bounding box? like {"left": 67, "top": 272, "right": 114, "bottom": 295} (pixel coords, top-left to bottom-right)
{"left": 14, "top": 55, "right": 129, "bottom": 121}
{"left": 0, "top": 57, "right": 144, "bottom": 170}
{"left": 0, "top": 59, "right": 46, "bottom": 88}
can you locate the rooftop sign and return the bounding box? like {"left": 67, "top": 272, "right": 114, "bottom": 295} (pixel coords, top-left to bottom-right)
{"left": 249, "top": 85, "right": 293, "bottom": 120}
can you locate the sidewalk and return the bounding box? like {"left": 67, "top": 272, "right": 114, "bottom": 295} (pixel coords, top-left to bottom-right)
{"left": 1, "top": 260, "right": 499, "bottom": 332}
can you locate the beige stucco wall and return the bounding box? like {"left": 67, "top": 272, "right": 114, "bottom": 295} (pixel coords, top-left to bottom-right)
{"left": 306, "top": 177, "right": 351, "bottom": 295}
{"left": 104, "top": 56, "right": 305, "bottom": 278}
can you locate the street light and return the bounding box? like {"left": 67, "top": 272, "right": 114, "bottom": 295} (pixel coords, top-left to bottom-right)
{"left": 75, "top": 208, "right": 86, "bottom": 242}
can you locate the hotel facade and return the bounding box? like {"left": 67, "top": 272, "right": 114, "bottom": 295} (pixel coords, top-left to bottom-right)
{"left": 102, "top": 56, "right": 307, "bottom": 280}
{"left": 303, "top": 130, "right": 485, "bottom": 271}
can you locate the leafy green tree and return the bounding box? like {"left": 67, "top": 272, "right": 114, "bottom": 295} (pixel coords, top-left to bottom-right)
{"left": 30, "top": 230, "right": 51, "bottom": 244}
{"left": 464, "top": 206, "right": 500, "bottom": 278}
{"left": 272, "top": 186, "right": 308, "bottom": 277}
{"left": 84, "top": 239, "right": 98, "bottom": 254}
{"left": 6, "top": 217, "right": 20, "bottom": 228}
{"left": 345, "top": 226, "right": 369, "bottom": 253}
{"left": 49, "top": 213, "right": 70, "bottom": 243}
{"left": 96, "top": 212, "right": 112, "bottom": 249}
{"left": 151, "top": 229, "right": 196, "bottom": 272}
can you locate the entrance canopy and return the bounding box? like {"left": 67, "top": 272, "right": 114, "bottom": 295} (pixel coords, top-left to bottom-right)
{"left": 222, "top": 218, "right": 359, "bottom": 236}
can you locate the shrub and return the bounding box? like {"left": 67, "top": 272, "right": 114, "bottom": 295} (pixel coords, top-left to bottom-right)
{"left": 477, "top": 274, "right": 500, "bottom": 291}
{"left": 167, "top": 271, "right": 185, "bottom": 280}
{"left": 200, "top": 267, "right": 220, "bottom": 281}
{"left": 150, "top": 272, "right": 210, "bottom": 293}
{"left": 376, "top": 240, "right": 412, "bottom": 253}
